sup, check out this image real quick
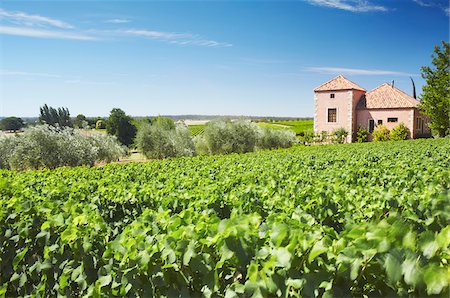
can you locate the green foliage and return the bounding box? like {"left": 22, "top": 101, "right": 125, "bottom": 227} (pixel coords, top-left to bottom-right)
{"left": 257, "top": 127, "right": 296, "bottom": 149}
{"left": 106, "top": 108, "right": 137, "bottom": 146}
{"left": 0, "top": 139, "right": 449, "bottom": 297}
{"left": 96, "top": 120, "right": 106, "bottom": 130}
{"left": 331, "top": 127, "right": 348, "bottom": 144}
{"left": 153, "top": 116, "right": 175, "bottom": 130}
{"left": 199, "top": 120, "right": 259, "bottom": 154}
{"left": 73, "top": 114, "right": 87, "bottom": 129}
{"left": 0, "top": 117, "right": 24, "bottom": 132}
{"left": 356, "top": 127, "right": 369, "bottom": 143}
{"left": 135, "top": 122, "right": 196, "bottom": 159}
{"left": 0, "top": 125, "right": 126, "bottom": 170}
{"left": 372, "top": 125, "right": 390, "bottom": 142}
{"left": 196, "top": 120, "right": 296, "bottom": 154}
{"left": 390, "top": 123, "right": 410, "bottom": 141}
{"left": 419, "top": 41, "right": 450, "bottom": 137}
{"left": 39, "top": 104, "right": 72, "bottom": 127}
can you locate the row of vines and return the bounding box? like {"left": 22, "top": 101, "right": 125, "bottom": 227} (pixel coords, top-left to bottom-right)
{"left": 0, "top": 139, "right": 449, "bottom": 297}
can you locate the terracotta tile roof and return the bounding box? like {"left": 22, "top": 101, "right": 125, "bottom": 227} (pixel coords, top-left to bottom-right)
{"left": 357, "top": 83, "right": 420, "bottom": 109}
{"left": 314, "top": 75, "right": 366, "bottom": 92}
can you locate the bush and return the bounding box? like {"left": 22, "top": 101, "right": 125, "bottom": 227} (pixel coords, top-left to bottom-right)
{"left": 257, "top": 127, "right": 296, "bottom": 149}
{"left": 195, "top": 120, "right": 296, "bottom": 154}
{"left": 0, "top": 125, "right": 126, "bottom": 170}
{"left": 356, "top": 127, "right": 369, "bottom": 143}
{"left": 196, "top": 120, "right": 257, "bottom": 154}
{"left": 372, "top": 125, "right": 390, "bottom": 141}
{"left": 96, "top": 120, "right": 106, "bottom": 129}
{"left": 390, "top": 123, "right": 410, "bottom": 141}
{"left": 332, "top": 128, "right": 349, "bottom": 144}
{"left": 301, "top": 131, "right": 314, "bottom": 145}
{"left": 135, "top": 122, "right": 196, "bottom": 159}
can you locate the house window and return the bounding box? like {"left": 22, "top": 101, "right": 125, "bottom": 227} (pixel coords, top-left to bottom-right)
{"left": 416, "top": 118, "right": 423, "bottom": 130}
{"left": 330, "top": 93, "right": 335, "bottom": 98}
{"left": 378, "top": 120, "right": 383, "bottom": 125}
{"left": 368, "top": 119, "right": 375, "bottom": 133}
{"left": 328, "top": 108, "right": 337, "bottom": 122}
{"left": 388, "top": 118, "right": 398, "bottom": 123}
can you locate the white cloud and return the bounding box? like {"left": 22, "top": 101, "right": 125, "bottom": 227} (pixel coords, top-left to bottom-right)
{"left": 105, "top": 19, "right": 130, "bottom": 24}
{"left": 305, "top": 0, "right": 388, "bottom": 12}
{"left": 0, "top": 26, "right": 96, "bottom": 40}
{"left": 116, "top": 29, "right": 232, "bottom": 47}
{"left": 412, "top": 0, "right": 450, "bottom": 15}
{"left": 0, "top": 8, "right": 73, "bottom": 29}
{"left": 0, "top": 69, "right": 61, "bottom": 78}
{"left": 305, "top": 67, "right": 416, "bottom": 76}
{"left": 0, "top": 9, "right": 231, "bottom": 47}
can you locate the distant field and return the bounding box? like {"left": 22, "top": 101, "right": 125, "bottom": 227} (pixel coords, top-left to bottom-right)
{"left": 188, "top": 124, "right": 205, "bottom": 136}
{"left": 257, "top": 119, "right": 313, "bottom": 135}
{"left": 274, "top": 119, "right": 313, "bottom": 135}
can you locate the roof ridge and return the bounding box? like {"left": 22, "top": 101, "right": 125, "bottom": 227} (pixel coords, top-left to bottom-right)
{"left": 314, "top": 74, "right": 366, "bottom": 92}
{"left": 313, "top": 75, "right": 343, "bottom": 91}
{"left": 392, "top": 84, "right": 420, "bottom": 105}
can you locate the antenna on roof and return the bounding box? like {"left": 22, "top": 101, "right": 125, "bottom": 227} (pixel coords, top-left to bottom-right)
{"left": 391, "top": 80, "right": 394, "bottom": 88}
{"left": 410, "top": 77, "right": 417, "bottom": 99}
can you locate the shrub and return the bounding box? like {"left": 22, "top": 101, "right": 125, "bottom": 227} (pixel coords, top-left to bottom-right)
{"left": 196, "top": 120, "right": 259, "bottom": 154}
{"left": 96, "top": 120, "right": 106, "bottom": 129}
{"left": 372, "top": 125, "right": 390, "bottom": 141}
{"left": 195, "top": 120, "right": 296, "bottom": 154}
{"left": 356, "top": 127, "right": 369, "bottom": 143}
{"left": 301, "top": 131, "right": 315, "bottom": 145}
{"left": 332, "top": 128, "right": 349, "bottom": 144}
{"left": 390, "top": 123, "right": 410, "bottom": 141}
{"left": 0, "top": 125, "right": 126, "bottom": 170}
{"left": 135, "top": 122, "right": 196, "bottom": 159}
{"left": 257, "top": 127, "right": 296, "bottom": 149}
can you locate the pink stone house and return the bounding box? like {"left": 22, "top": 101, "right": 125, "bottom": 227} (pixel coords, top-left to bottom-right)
{"left": 314, "top": 75, "right": 431, "bottom": 142}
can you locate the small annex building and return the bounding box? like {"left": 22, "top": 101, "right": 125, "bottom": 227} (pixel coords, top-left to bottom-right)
{"left": 314, "top": 75, "right": 431, "bottom": 142}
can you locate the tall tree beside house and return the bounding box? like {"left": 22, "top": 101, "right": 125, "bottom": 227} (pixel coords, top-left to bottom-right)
{"left": 39, "top": 104, "right": 72, "bottom": 127}
{"left": 419, "top": 41, "right": 450, "bottom": 137}
{"left": 106, "top": 108, "right": 137, "bottom": 146}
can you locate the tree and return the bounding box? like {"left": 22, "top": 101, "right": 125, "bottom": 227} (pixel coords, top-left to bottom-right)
{"left": 0, "top": 117, "right": 24, "bottom": 132}
{"left": 39, "top": 104, "right": 72, "bottom": 127}
{"left": 73, "top": 114, "right": 87, "bottom": 128}
{"left": 106, "top": 108, "right": 137, "bottom": 146}
{"left": 419, "top": 41, "right": 450, "bottom": 137}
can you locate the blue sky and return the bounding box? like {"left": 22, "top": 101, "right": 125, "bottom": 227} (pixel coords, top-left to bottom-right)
{"left": 0, "top": 0, "right": 448, "bottom": 117}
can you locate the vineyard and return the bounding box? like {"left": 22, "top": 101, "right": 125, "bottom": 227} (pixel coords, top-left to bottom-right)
{"left": 0, "top": 139, "right": 449, "bottom": 297}
{"left": 188, "top": 125, "right": 206, "bottom": 136}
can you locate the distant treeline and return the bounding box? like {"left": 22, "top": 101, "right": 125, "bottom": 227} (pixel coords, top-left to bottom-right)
{"left": 1, "top": 115, "right": 312, "bottom": 125}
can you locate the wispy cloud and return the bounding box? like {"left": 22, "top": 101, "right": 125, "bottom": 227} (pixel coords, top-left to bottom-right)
{"left": 305, "top": 67, "right": 416, "bottom": 76}
{"left": 0, "top": 9, "right": 231, "bottom": 47}
{"left": 116, "top": 29, "right": 232, "bottom": 47}
{"left": 0, "top": 69, "right": 61, "bottom": 78}
{"left": 0, "top": 26, "right": 96, "bottom": 40}
{"left": 0, "top": 8, "right": 73, "bottom": 29}
{"left": 105, "top": 19, "right": 130, "bottom": 24}
{"left": 305, "top": 0, "right": 388, "bottom": 12}
{"left": 412, "top": 0, "right": 450, "bottom": 15}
